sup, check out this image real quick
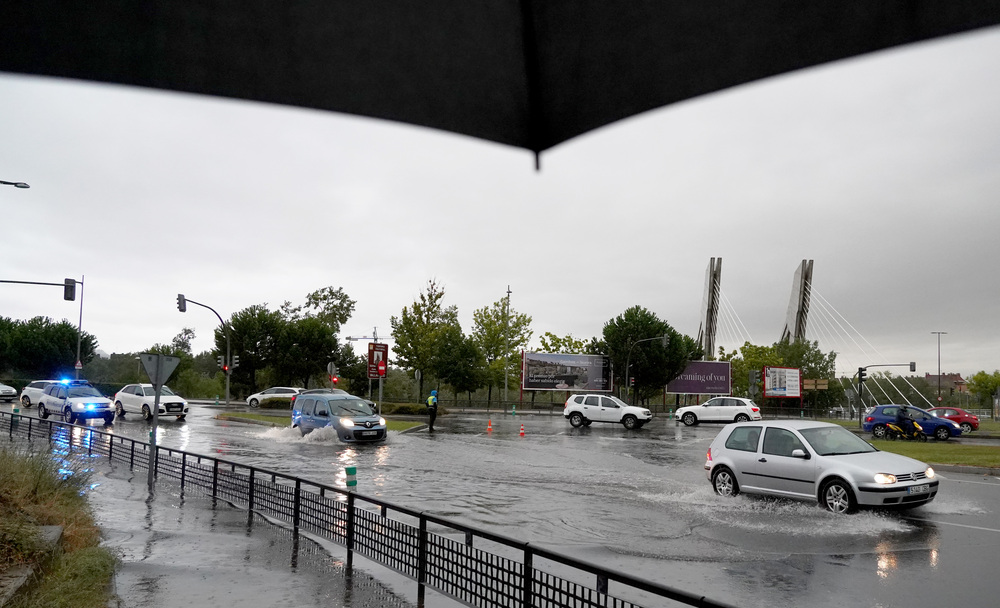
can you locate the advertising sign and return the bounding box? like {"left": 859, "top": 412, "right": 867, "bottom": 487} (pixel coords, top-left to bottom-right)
{"left": 666, "top": 360, "right": 731, "bottom": 394}
{"left": 522, "top": 353, "right": 611, "bottom": 392}
{"left": 763, "top": 366, "right": 801, "bottom": 398}
{"left": 367, "top": 343, "right": 389, "bottom": 379}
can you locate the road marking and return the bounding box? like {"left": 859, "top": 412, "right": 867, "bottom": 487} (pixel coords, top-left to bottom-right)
{"left": 938, "top": 476, "right": 1000, "bottom": 487}
{"left": 905, "top": 516, "right": 1000, "bottom": 534}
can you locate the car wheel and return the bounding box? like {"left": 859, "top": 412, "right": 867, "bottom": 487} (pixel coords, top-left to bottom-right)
{"left": 65, "top": 407, "right": 77, "bottom": 424}
{"left": 820, "top": 478, "right": 857, "bottom": 514}
{"left": 568, "top": 412, "right": 585, "bottom": 428}
{"left": 622, "top": 415, "right": 638, "bottom": 429}
{"left": 712, "top": 466, "right": 740, "bottom": 497}
{"left": 872, "top": 424, "right": 887, "bottom": 439}
{"left": 21, "top": 395, "right": 31, "bottom": 407}
{"left": 115, "top": 401, "right": 126, "bottom": 419}
{"left": 249, "top": 398, "right": 259, "bottom": 408}
{"left": 38, "top": 404, "right": 48, "bottom": 419}
{"left": 142, "top": 404, "right": 152, "bottom": 421}
{"left": 682, "top": 412, "right": 697, "bottom": 426}
{"left": 734, "top": 413, "right": 750, "bottom": 423}
{"left": 103, "top": 413, "right": 114, "bottom": 425}
{"left": 961, "top": 422, "right": 973, "bottom": 433}
{"left": 934, "top": 426, "right": 950, "bottom": 441}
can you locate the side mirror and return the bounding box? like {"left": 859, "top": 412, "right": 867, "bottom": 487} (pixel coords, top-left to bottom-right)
{"left": 791, "top": 449, "right": 810, "bottom": 460}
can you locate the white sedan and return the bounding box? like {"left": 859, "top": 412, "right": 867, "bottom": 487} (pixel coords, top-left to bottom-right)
{"left": 705, "top": 420, "right": 937, "bottom": 513}
{"left": 113, "top": 384, "right": 189, "bottom": 420}
{"left": 246, "top": 386, "right": 301, "bottom": 408}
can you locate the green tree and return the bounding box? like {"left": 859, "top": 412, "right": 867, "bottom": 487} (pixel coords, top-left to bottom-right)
{"left": 431, "top": 324, "right": 487, "bottom": 402}
{"left": 281, "top": 286, "right": 356, "bottom": 333}
{"left": 471, "top": 299, "right": 532, "bottom": 404}
{"left": 3, "top": 316, "right": 98, "bottom": 378}
{"left": 967, "top": 370, "right": 1000, "bottom": 408}
{"left": 390, "top": 279, "right": 459, "bottom": 399}
{"left": 217, "top": 305, "right": 284, "bottom": 396}
{"left": 538, "top": 332, "right": 592, "bottom": 354}
{"left": 272, "top": 316, "right": 339, "bottom": 387}
{"left": 720, "top": 339, "right": 844, "bottom": 410}
{"left": 600, "top": 306, "right": 700, "bottom": 403}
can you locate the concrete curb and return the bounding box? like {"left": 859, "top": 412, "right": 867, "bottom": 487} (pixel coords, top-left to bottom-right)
{"left": 0, "top": 526, "right": 62, "bottom": 607}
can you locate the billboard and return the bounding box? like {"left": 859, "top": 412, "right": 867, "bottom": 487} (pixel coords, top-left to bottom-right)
{"left": 367, "top": 343, "right": 389, "bottom": 379}
{"left": 522, "top": 353, "right": 611, "bottom": 391}
{"left": 763, "top": 366, "right": 801, "bottom": 398}
{"left": 666, "top": 360, "right": 731, "bottom": 394}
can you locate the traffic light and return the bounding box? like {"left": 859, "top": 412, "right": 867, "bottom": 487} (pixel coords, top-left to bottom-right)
{"left": 63, "top": 278, "right": 76, "bottom": 301}
{"left": 176, "top": 293, "right": 186, "bottom": 312}
{"left": 217, "top": 356, "right": 224, "bottom": 369}
{"left": 223, "top": 364, "right": 229, "bottom": 373}
{"left": 331, "top": 375, "right": 339, "bottom": 385}
{"left": 858, "top": 367, "right": 867, "bottom": 382}
{"left": 232, "top": 355, "right": 239, "bottom": 368}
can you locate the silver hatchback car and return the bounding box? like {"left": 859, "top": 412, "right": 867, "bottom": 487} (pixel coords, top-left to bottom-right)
{"left": 705, "top": 420, "right": 938, "bottom": 513}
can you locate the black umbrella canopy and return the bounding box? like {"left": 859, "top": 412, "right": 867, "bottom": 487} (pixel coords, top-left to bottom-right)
{"left": 3, "top": 1, "right": 999, "bottom": 163}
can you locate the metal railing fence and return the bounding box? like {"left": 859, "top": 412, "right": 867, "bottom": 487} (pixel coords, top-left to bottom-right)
{"left": 1, "top": 411, "right": 733, "bottom": 608}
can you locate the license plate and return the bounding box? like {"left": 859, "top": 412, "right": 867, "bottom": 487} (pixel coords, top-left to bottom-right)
{"left": 358, "top": 430, "right": 378, "bottom": 437}
{"left": 166, "top": 405, "right": 181, "bottom": 412}
{"left": 908, "top": 484, "right": 929, "bottom": 495}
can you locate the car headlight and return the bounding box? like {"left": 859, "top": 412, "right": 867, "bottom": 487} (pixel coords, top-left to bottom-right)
{"left": 340, "top": 418, "right": 355, "bottom": 428}
{"left": 873, "top": 473, "right": 897, "bottom": 485}
{"left": 925, "top": 467, "right": 936, "bottom": 479}
{"left": 379, "top": 417, "right": 386, "bottom": 426}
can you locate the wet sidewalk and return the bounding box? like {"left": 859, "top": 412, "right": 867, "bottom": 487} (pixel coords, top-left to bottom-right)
{"left": 88, "top": 465, "right": 417, "bottom": 608}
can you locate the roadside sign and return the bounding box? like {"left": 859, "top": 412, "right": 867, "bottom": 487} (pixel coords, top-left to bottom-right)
{"left": 327, "top": 362, "right": 338, "bottom": 376}
{"left": 140, "top": 353, "right": 180, "bottom": 386}
{"left": 368, "top": 343, "right": 389, "bottom": 379}
{"left": 74, "top": 360, "right": 83, "bottom": 370}
{"left": 377, "top": 360, "right": 386, "bottom": 377}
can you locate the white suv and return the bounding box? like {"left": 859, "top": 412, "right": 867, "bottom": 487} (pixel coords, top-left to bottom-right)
{"left": 19, "top": 379, "right": 59, "bottom": 407}
{"left": 675, "top": 396, "right": 761, "bottom": 426}
{"left": 113, "top": 384, "right": 190, "bottom": 421}
{"left": 563, "top": 394, "right": 653, "bottom": 429}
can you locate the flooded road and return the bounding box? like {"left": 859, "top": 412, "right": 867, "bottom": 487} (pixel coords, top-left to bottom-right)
{"left": 16, "top": 403, "right": 1000, "bottom": 608}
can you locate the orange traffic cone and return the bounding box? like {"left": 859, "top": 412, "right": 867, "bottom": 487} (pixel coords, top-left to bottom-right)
{"left": 487, "top": 420, "right": 493, "bottom": 432}
{"left": 519, "top": 424, "right": 525, "bottom": 437}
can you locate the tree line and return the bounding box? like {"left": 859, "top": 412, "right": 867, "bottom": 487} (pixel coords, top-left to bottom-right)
{"left": 7, "top": 278, "right": 997, "bottom": 409}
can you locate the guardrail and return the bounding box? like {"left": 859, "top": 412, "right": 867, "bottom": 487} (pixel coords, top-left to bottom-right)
{"left": 0, "top": 411, "right": 734, "bottom": 608}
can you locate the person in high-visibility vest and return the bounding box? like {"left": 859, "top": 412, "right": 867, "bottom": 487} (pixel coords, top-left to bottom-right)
{"left": 425, "top": 390, "right": 438, "bottom": 431}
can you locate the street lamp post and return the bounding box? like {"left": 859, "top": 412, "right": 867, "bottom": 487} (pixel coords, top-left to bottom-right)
{"left": 932, "top": 331, "right": 947, "bottom": 403}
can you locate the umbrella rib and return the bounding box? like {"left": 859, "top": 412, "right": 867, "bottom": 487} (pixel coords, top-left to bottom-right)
{"left": 519, "top": 0, "right": 544, "bottom": 170}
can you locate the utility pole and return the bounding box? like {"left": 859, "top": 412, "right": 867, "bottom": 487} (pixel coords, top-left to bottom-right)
{"left": 932, "top": 331, "right": 946, "bottom": 403}
{"left": 504, "top": 285, "right": 511, "bottom": 406}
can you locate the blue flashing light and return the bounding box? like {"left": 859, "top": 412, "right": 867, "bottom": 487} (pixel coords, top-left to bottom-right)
{"left": 60, "top": 379, "right": 71, "bottom": 384}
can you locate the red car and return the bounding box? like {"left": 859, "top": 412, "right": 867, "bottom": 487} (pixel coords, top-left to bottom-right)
{"left": 928, "top": 407, "right": 979, "bottom": 433}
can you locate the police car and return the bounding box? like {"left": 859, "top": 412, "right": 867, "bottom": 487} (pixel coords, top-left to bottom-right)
{"left": 37, "top": 380, "right": 114, "bottom": 425}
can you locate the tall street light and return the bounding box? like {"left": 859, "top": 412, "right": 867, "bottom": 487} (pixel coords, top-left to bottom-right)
{"left": 931, "top": 331, "right": 947, "bottom": 403}
{"left": 1, "top": 180, "right": 30, "bottom": 188}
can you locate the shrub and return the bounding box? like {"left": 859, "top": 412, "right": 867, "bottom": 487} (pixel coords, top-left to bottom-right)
{"left": 260, "top": 397, "right": 293, "bottom": 409}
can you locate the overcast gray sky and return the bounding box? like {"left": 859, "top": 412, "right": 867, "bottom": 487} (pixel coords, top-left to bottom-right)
{"left": 2, "top": 27, "right": 998, "bottom": 380}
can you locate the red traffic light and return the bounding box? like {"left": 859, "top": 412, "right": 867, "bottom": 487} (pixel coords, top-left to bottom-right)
{"left": 331, "top": 375, "right": 339, "bottom": 384}
{"left": 223, "top": 365, "right": 229, "bottom": 372}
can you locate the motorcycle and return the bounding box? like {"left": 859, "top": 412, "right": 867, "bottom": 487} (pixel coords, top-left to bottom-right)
{"left": 886, "top": 419, "right": 927, "bottom": 441}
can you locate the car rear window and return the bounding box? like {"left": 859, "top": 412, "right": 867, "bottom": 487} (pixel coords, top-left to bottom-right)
{"left": 725, "top": 426, "right": 761, "bottom": 452}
